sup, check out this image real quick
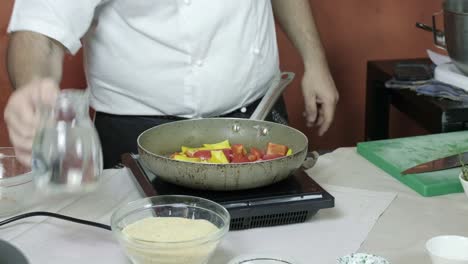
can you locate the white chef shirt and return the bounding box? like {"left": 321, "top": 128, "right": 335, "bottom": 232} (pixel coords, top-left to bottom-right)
{"left": 8, "top": 0, "right": 280, "bottom": 118}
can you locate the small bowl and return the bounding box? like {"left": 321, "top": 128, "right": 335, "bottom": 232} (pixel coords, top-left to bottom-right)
{"left": 426, "top": 236, "right": 468, "bottom": 264}
{"left": 0, "top": 148, "right": 34, "bottom": 217}
{"left": 111, "top": 195, "right": 230, "bottom": 264}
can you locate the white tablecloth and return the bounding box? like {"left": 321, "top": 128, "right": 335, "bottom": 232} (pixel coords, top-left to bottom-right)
{"left": 309, "top": 148, "right": 468, "bottom": 264}
{"left": 5, "top": 148, "right": 457, "bottom": 263}
{"left": 0, "top": 168, "right": 141, "bottom": 263}
{"left": 210, "top": 184, "right": 395, "bottom": 263}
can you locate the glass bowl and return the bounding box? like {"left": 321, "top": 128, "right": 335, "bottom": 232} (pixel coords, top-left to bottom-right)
{"left": 228, "top": 254, "right": 298, "bottom": 264}
{"left": 0, "top": 148, "right": 34, "bottom": 217}
{"left": 110, "top": 195, "right": 230, "bottom": 264}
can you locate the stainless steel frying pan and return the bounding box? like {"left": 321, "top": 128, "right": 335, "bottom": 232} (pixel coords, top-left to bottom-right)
{"left": 137, "top": 72, "right": 317, "bottom": 191}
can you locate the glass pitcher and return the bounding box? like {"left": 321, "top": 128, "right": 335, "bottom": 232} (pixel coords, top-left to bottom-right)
{"left": 32, "top": 89, "right": 103, "bottom": 194}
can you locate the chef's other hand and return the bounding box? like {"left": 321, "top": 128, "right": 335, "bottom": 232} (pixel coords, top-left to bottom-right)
{"left": 4, "top": 79, "right": 59, "bottom": 167}
{"left": 301, "top": 69, "right": 339, "bottom": 136}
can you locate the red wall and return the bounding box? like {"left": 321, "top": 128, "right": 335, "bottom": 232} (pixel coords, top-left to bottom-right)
{"left": 1, "top": 0, "right": 445, "bottom": 148}
{"left": 279, "top": 0, "right": 444, "bottom": 150}
{"left": 0, "top": 0, "right": 15, "bottom": 146}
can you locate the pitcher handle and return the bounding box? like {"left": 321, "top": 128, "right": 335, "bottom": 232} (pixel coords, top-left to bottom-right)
{"left": 432, "top": 10, "right": 447, "bottom": 49}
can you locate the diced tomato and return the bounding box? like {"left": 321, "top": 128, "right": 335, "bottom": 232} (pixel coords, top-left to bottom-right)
{"left": 193, "top": 150, "right": 212, "bottom": 160}
{"left": 222, "top": 149, "right": 233, "bottom": 162}
{"left": 247, "top": 153, "right": 258, "bottom": 162}
{"left": 231, "top": 144, "right": 247, "bottom": 155}
{"left": 266, "top": 143, "right": 288, "bottom": 156}
{"left": 262, "top": 154, "right": 285, "bottom": 160}
{"left": 250, "top": 147, "right": 264, "bottom": 160}
{"left": 231, "top": 153, "right": 250, "bottom": 163}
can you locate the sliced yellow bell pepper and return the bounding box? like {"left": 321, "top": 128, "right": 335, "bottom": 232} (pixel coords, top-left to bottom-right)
{"left": 209, "top": 150, "right": 229, "bottom": 164}
{"left": 181, "top": 146, "right": 209, "bottom": 154}
{"left": 286, "top": 149, "right": 293, "bottom": 156}
{"left": 203, "top": 140, "right": 231, "bottom": 150}
{"left": 173, "top": 154, "right": 201, "bottom": 162}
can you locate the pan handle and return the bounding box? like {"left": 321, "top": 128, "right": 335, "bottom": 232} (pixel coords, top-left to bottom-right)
{"left": 431, "top": 10, "right": 446, "bottom": 49}
{"left": 301, "top": 151, "right": 319, "bottom": 170}
{"left": 416, "top": 22, "right": 436, "bottom": 33}
{"left": 416, "top": 19, "right": 446, "bottom": 49}
{"left": 249, "top": 72, "right": 295, "bottom": 121}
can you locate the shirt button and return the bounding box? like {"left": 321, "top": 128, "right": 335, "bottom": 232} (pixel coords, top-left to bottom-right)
{"left": 240, "top": 107, "right": 247, "bottom": 113}
{"left": 184, "top": 0, "right": 191, "bottom": 5}
{"left": 253, "top": 48, "right": 260, "bottom": 55}
{"left": 195, "top": 59, "right": 204, "bottom": 67}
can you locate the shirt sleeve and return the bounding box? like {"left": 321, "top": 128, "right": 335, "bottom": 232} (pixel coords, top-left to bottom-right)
{"left": 7, "top": 0, "right": 103, "bottom": 55}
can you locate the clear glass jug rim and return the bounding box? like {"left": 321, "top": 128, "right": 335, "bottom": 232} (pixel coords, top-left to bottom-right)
{"left": 51, "top": 88, "right": 90, "bottom": 116}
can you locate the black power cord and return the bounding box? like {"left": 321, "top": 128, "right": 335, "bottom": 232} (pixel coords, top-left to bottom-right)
{"left": 0, "top": 211, "right": 111, "bottom": 231}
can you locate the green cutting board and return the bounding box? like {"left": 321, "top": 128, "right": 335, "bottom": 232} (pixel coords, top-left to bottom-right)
{"left": 357, "top": 131, "right": 468, "bottom": 197}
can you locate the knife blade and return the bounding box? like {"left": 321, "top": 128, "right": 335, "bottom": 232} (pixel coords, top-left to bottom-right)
{"left": 401, "top": 151, "right": 468, "bottom": 175}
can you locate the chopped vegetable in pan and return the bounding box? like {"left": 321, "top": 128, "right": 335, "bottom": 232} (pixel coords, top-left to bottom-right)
{"left": 170, "top": 140, "right": 292, "bottom": 163}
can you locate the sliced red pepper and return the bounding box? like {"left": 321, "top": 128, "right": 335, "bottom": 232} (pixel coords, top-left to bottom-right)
{"left": 222, "top": 149, "right": 233, "bottom": 162}
{"left": 193, "top": 150, "right": 212, "bottom": 160}
{"left": 266, "top": 142, "right": 289, "bottom": 156}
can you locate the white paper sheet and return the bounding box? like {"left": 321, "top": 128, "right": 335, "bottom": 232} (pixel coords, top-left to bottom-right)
{"left": 427, "top": 49, "right": 451, "bottom": 65}
{"left": 308, "top": 148, "right": 468, "bottom": 264}
{"left": 0, "top": 168, "right": 396, "bottom": 264}
{"left": 210, "top": 185, "right": 396, "bottom": 264}
{"left": 0, "top": 169, "right": 141, "bottom": 264}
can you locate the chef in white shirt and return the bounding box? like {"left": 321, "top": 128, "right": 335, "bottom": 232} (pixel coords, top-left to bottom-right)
{"left": 4, "top": 0, "right": 339, "bottom": 168}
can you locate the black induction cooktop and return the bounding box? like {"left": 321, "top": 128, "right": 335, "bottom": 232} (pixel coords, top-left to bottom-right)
{"left": 121, "top": 153, "right": 334, "bottom": 230}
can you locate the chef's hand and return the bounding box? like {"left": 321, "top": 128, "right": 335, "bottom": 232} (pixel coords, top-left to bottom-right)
{"left": 4, "top": 79, "right": 59, "bottom": 167}
{"left": 301, "top": 69, "right": 339, "bottom": 136}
